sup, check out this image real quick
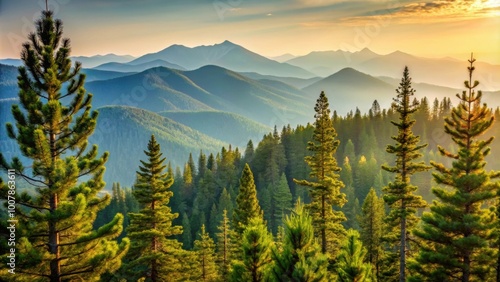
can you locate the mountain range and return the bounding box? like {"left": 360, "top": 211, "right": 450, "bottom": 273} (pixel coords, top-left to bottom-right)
{"left": 1, "top": 41, "right": 499, "bottom": 187}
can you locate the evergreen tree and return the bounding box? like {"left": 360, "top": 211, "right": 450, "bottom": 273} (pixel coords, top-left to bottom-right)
{"left": 244, "top": 140, "right": 255, "bottom": 165}
{"left": 359, "top": 188, "right": 385, "bottom": 280}
{"left": 182, "top": 212, "right": 193, "bottom": 250}
{"left": 216, "top": 209, "right": 237, "bottom": 281}
{"left": 0, "top": 11, "right": 128, "bottom": 281}
{"left": 336, "top": 230, "right": 373, "bottom": 282}
{"left": 233, "top": 163, "right": 263, "bottom": 235}
{"left": 409, "top": 56, "right": 499, "bottom": 281}
{"left": 230, "top": 217, "right": 274, "bottom": 282}
{"left": 271, "top": 199, "right": 329, "bottom": 282}
{"left": 272, "top": 173, "right": 293, "bottom": 235}
{"left": 193, "top": 225, "right": 219, "bottom": 282}
{"left": 294, "top": 91, "right": 347, "bottom": 258}
{"left": 382, "top": 66, "right": 430, "bottom": 282}
{"left": 124, "top": 135, "right": 183, "bottom": 281}
{"left": 218, "top": 187, "right": 234, "bottom": 221}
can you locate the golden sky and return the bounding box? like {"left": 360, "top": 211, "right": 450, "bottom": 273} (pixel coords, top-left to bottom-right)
{"left": 1, "top": 0, "right": 499, "bottom": 63}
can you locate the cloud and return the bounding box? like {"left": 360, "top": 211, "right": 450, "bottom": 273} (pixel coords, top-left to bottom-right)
{"left": 339, "top": 0, "right": 500, "bottom": 25}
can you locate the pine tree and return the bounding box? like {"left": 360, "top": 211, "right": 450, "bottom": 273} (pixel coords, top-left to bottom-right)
{"left": 182, "top": 212, "right": 193, "bottom": 250}
{"left": 216, "top": 209, "right": 238, "bottom": 281}
{"left": 271, "top": 199, "right": 329, "bottom": 282}
{"left": 294, "top": 91, "right": 347, "bottom": 258}
{"left": 272, "top": 173, "right": 293, "bottom": 234}
{"left": 409, "top": 56, "right": 499, "bottom": 281}
{"left": 0, "top": 11, "right": 128, "bottom": 281}
{"left": 124, "top": 135, "right": 183, "bottom": 281}
{"left": 230, "top": 217, "right": 274, "bottom": 282}
{"left": 193, "top": 225, "right": 219, "bottom": 282}
{"left": 336, "top": 230, "right": 373, "bottom": 282}
{"left": 359, "top": 188, "right": 385, "bottom": 280}
{"left": 233, "top": 163, "right": 263, "bottom": 235}
{"left": 382, "top": 66, "right": 430, "bottom": 282}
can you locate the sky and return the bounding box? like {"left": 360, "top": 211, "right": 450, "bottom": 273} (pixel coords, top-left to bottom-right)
{"left": 0, "top": 0, "right": 499, "bottom": 63}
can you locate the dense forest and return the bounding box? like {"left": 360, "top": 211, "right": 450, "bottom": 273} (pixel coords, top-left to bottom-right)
{"left": 1, "top": 10, "right": 500, "bottom": 282}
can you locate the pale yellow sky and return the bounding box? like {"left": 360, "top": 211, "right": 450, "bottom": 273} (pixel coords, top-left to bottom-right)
{"left": 1, "top": 0, "right": 499, "bottom": 64}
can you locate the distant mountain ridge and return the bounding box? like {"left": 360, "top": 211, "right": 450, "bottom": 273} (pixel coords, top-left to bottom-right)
{"left": 127, "top": 40, "right": 315, "bottom": 78}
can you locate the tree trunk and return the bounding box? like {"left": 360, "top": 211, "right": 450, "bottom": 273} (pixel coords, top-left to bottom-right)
{"left": 400, "top": 201, "right": 406, "bottom": 282}
{"left": 49, "top": 131, "right": 61, "bottom": 282}
{"left": 321, "top": 194, "right": 326, "bottom": 254}
{"left": 49, "top": 194, "right": 61, "bottom": 282}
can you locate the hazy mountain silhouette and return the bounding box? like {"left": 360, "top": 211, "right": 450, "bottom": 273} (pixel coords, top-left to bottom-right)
{"left": 94, "top": 59, "right": 185, "bottom": 72}
{"left": 128, "top": 40, "right": 314, "bottom": 78}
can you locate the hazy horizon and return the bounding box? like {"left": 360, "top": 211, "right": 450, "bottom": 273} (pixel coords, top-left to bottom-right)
{"left": 1, "top": 0, "right": 498, "bottom": 64}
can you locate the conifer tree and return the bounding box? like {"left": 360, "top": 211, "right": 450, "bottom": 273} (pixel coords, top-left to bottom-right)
{"left": 216, "top": 209, "right": 238, "bottom": 281}
{"left": 230, "top": 217, "right": 273, "bottom": 282}
{"left": 382, "top": 66, "right": 430, "bottom": 282}
{"left": 193, "top": 224, "right": 219, "bottom": 282}
{"left": 271, "top": 199, "right": 329, "bottom": 282}
{"left": 294, "top": 91, "right": 347, "bottom": 257}
{"left": 124, "top": 135, "right": 183, "bottom": 281}
{"left": 0, "top": 11, "right": 128, "bottom": 281}
{"left": 409, "top": 56, "right": 499, "bottom": 281}
{"left": 336, "top": 230, "right": 373, "bottom": 282}
{"left": 233, "top": 163, "right": 263, "bottom": 235}
{"left": 272, "top": 173, "right": 293, "bottom": 234}
{"left": 182, "top": 212, "right": 193, "bottom": 250}
{"left": 359, "top": 188, "right": 385, "bottom": 280}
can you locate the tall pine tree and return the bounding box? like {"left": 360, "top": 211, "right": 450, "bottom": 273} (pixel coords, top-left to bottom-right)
{"left": 0, "top": 11, "right": 128, "bottom": 281}
{"left": 382, "top": 66, "right": 430, "bottom": 282}
{"left": 294, "top": 91, "right": 347, "bottom": 258}
{"left": 233, "top": 163, "right": 263, "bottom": 235}
{"left": 409, "top": 56, "right": 499, "bottom": 281}
{"left": 124, "top": 135, "right": 183, "bottom": 281}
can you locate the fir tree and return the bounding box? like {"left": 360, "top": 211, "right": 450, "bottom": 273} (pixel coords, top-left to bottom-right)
{"left": 124, "top": 135, "right": 183, "bottom": 281}
{"left": 336, "top": 230, "right": 373, "bottom": 282}
{"left": 382, "top": 66, "right": 430, "bottom": 282}
{"left": 233, "top": 163, "right": 263, "bottom": 235}
{"left": 193, "top": 225, "right": 219, "bottom": 282}
{"left": 409, "top": 56, "right": 499, "bottom": 281}
{"left": 216, "top": 209, "right": 238, "bottom": 281}
{"left": 0, "top": 11, "right": 128, "bottom": 281}
{"left": 359, "top": 188, "right": 385, "bottom": 280}
{"left": 182, "top": 212, "right": 193, "bottom": 250}
{"left": 271, "top": 199, "right": 329, "bottom": 282}
{"left": 272, "top": 173, "right": 293, "bottom": 234}
{"left": 230, "top": 217, "right": 273, "bottom": 282}
{"left": 294, "top": 91, "right": 347, "bottom": 258}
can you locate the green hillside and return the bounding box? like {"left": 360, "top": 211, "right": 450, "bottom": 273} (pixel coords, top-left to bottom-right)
{"left": 159, "top": 110, "right": 271, "bottom": 147}
{"left": 89, "top": 106, "right": 226, "bottom": 186}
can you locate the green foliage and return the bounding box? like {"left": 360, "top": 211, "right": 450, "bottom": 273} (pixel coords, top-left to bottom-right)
{"left": 359, "top": 188, "right": 385, "bottom": 281}
{"left": 336, "top": 229, "right": 373, "bottom": 282}
{"left": 123, "top": 135, "right": 183, "bottom": 281}
{"left": 294, "top": 91, "right": 347, "bottom": 258}
{"left": 382, "top": 66, "right": 430, "bottom": 281}
{"left": 233, "top": 164, "right": 263, "bottom": 235}
{"left": 410, "top": 56, "right": 500, "bottom": 281}
{"left": 216, "top": 209, "right": 239, "bottom": 281}
{"left": 271, "top": 199, "right": 329, "bottom": 282}
{"left": 272, "top": 173, "right": 293, "bottom": 234}
{"left": 0, "top": 11, "right": 128, "bottom": 281}
{"left": 193, "top": 225, "right": 219, "bottom": 281}
{"left": 230, "top": 217, "right": 274, "bottom": 282}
